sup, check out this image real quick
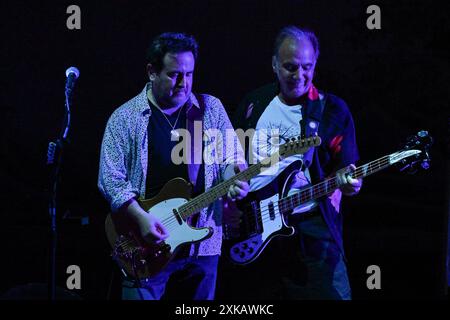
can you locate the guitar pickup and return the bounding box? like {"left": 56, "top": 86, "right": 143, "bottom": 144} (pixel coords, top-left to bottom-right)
{"left": 242, "top": 201, "right": 263, "bottom": 237}
{"left": 268, "top": 202, "right": 275, "bottom": 220}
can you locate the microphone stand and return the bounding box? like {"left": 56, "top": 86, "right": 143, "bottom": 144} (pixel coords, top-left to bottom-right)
{"left": 47, "top": 78, "right": 73, "bottom": 300}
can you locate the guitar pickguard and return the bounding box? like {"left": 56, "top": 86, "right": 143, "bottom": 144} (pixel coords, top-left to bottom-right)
{"left": 229, "top": 194, "right": 295, "bottom": 264}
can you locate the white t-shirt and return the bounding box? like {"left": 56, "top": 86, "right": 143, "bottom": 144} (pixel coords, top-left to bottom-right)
{"left": 249, "top": 95, "right": 317, "bottom": 213}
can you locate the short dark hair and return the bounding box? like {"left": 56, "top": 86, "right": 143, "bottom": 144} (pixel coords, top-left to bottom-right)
{"left": 146, "top": 32, "right": 199, "bottom": 72}
{"left": 273, "top": 26, "right": 320, "bottom": 60}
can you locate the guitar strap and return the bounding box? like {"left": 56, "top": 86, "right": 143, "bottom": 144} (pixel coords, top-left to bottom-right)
{"left": 299, "top": 88, "right": 349, "bottom": 260}
{"left": 299, "top": 86, "right": 326, "bottom": 170}
{"left": 186, "top": 94, "right": 206, "bottom": 228}
{"left": 186, "top": 94, "right": 205, "bottom": 192}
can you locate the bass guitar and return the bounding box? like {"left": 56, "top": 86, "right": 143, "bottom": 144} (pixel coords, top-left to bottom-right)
{"left": 226, "top": 130, "right": 432, "bottom": 264}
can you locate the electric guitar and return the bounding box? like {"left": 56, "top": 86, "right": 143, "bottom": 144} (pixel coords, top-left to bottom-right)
{"left": 105, "top": 135, "right": 321, "bottom": 279}
{"left": 225, "top": 130, "right": 433, "bottom": 265}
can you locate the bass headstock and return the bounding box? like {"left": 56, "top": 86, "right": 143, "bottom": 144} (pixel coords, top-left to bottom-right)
{"left": 398, "top": 130, "right": 433, "bottom": 174}
{"left": 278, "top": 134, "right": 322, "bottom": 159}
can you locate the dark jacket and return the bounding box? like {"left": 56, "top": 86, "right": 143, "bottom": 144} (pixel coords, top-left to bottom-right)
{"left": 232, "top": 82, "right": 359, "bottom": 256}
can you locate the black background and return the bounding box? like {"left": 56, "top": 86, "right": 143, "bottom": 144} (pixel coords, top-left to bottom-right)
{"left": 1, "top": 0, "right": 448, "bottom": 300}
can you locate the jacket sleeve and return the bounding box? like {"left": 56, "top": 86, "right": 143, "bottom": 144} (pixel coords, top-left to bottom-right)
{"left": 329, "top": 98, "right": 360, "bottom": 170}
{"left": 98, "top": 110, "right": 139, "bottom": 212}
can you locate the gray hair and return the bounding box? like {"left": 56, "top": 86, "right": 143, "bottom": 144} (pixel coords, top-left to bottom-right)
{"left": 273, "top": 26, "right": 320, "bottom": 60}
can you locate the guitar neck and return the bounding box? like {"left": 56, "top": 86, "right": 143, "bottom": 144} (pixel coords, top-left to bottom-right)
{"left": 178, "top": 163, "right": 263, "bottom": 219}
{"left": 279, "top": 153, "right": 395, "bottom": 213}
{"left": 176, "top": 134, "right": 345, "bottom": 219}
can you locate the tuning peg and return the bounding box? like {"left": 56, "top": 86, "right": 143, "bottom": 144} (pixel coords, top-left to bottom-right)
{"left": 417, "top": 130, "right": 428, "bottom": 138}
{"left": 421, "top": 160, "right": 430, "bottom": 170}
{"left": 421, "top": 150, "right": 431, "bottom": 169}
{"left": 299, "top": 138, "right": 305, "bottom": 146}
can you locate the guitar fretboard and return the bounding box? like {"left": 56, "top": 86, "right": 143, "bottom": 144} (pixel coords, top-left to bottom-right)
{"left": 176, "top": 135, "right": 321, "bottom": 219}
{"left": 178, "top": 163, "right": 263, "bottom": 219}
{"left": 279, "top": 154, "right": 393, "bottom": 213}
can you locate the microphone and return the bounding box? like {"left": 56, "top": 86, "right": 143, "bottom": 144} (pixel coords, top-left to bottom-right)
{"left": 65, "top": 66, "right": 80, "bottom": 92}
{"left": 63, "top": 67, "right": 79, "bottom": 138}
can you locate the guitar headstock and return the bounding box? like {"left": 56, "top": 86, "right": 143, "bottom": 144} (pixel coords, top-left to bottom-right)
{"left": 258, "top": 135, "right": 321, "bottom": 169}
{"left": 397, "top": 130, "right": 433, "bottom": 174}
{"left": 278, "top": 135, "right": 322, "bottom": 159}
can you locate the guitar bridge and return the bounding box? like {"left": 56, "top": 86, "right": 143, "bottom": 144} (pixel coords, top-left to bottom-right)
{"left": 112, "top": 235, "right": 140, "bottom": 260}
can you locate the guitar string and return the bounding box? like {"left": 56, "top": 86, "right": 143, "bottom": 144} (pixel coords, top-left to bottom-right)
{"left": 236, "top": 149, "right": 425, "bottom": 241}
{"left": 117, "top": 163, "right": 263, "bottom": 249}
{"left": 156, "top": 164, "right": 262, "bottom": 230}
{"left": 118, "top": 152, "right": 395, "bottom": 247}
{"left": 117, "top": 156, "right": 392, "bottom": 248}
{"left": 146, "top": 136, "right": 318, "bottom": 230}
{"left": 254, "top": 157, "right": 391, "bottom": 225}
{"left": 157, "top": 138, "right": 321, "bottom": 230}
{"left": 244, "top": 157, "right": 391, "bottom": 227}
{"left": 118, "top": 156, "right": 390, "bottom": 248}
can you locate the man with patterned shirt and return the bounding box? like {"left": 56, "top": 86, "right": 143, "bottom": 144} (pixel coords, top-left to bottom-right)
{"left": 98, "top": 32, "right": 248, "bottom": 300}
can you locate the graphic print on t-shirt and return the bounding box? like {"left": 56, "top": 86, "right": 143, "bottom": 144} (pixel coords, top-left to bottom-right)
{"left": 250, "top": 95, "right": 317, "bottom": 213}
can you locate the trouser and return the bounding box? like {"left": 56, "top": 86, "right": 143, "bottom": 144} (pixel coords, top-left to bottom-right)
{"left": 275, "top": 212, "right": 352, "bottom": 300}
{"left": 122, "top": 254, "right": 219, "bottom": 300}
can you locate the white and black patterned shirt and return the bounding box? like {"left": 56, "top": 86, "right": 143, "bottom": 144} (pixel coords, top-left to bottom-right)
{"left": 98, "top": 83, "right": 244, "bottom": 256}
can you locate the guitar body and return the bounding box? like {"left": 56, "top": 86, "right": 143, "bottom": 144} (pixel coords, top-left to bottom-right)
{"left": 105, "top": 178, "right": 213, "bottom": 279}
{"left": 103, "top": 135, "right": 323, "bottom": 277}
{"left": 225, "top": 160, "right": 302, "bottom": 265}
